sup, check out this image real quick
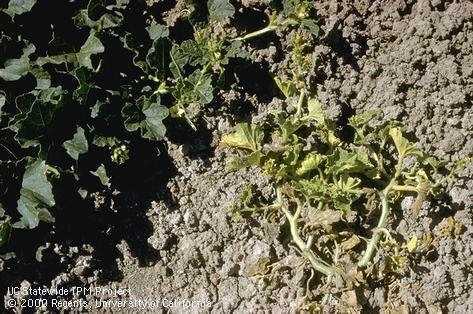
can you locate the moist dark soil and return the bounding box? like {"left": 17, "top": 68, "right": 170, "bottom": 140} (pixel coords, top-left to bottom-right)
{"left": 1, "top": 0, "right": 472, "bottom": 313}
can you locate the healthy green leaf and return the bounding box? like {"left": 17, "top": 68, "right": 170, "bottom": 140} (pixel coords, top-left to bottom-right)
{"left": 14, "top": 160, "right": 55, "bottom": 229}
{"left": 301, "top": 19, "right": 319, "bottom": 36}
{"left": 274, "top": 77, "right": 297, "bottom": 98}
{"left": 0, "top": 44, "right": 35, "bottom": 81}
{"left": 122, "top": 95, "right": 169, "bottom": 141}
{"left": 0, "top": 218, "right": 11, "bottom": 248}
{"left": 73, "top": 9, "right": 123, "bottom": 31}
{"left": 146, "top": 38, "right": 171, "bottom": 80}
{"left": 4, "top": 0, "right": 37, "bottom": 17}
{"left": 208, "top": 0, "right": 235, "bottom": 22}
{"left": 10, "top": 87, "right": 65, "bottom": 148}
{"left": 187, "top": 69, "right": 213, "bottom": 104}
{"left": 72, "top": 67, "right": 97, "bottom": 103}
{"left": 90, "top": 164, "right": 110, "bottom": 187}
{"left": 146, "top": 24, "right": 169, "bottom": 41}
{"left": 63, "top": 126, "right": 89, "bottom": 160}
{"left": 222, "top": 40, "right": 249, "bottom": 63}
{"left": 326, "top": 148, "right": 374, "bottom": 176}
{"left": 0, "top": 93, "right": 5, "bottom": 120}
{"left": 36, "top": 32, "right": 105, "bottom": 70}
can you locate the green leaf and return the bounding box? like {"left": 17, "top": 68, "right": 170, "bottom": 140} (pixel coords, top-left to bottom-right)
{"left": 90, "top": 164, "right": 110, "bottom": 187}
{"left": 122, "top": 95, "right": 169, "bottom": 141}
{"left": 146, "top": 24, "right": 169, "bottom": 41}
{"left": 0, "top": 93, "right": 5, "bottom": 120}
{"left": 334, "top": 174, "right": 363, "bottom": 195}
{"left": 349, "top": 110, "right": 379, "bottom": 129}
{"left": 0, "top": 218, "right": 11, "bottom": 248}
{"left": 296, "top": 153, "right": 325, "bottom": 176}
{"left": 73, "top": 9, "right": 123, "bottom": 31}
{"left": 271, "top": 111, "right": 304, "bottom": 143}
{"left": 326, "top": 147, "right": 374, "bottom": 176}
{"left": 222, "top": 40, "right": 249, "bottom": 64}
{"left": 10, "top": 87, "right": 65, "bottom": 148}
{"left": 146, "top": 37, "right": 171, "bottom": 80}
{"left": 63, "top": 126, "right": 89, "bottom": 160}
{"left": 121, "top": 33, "right": 148, "bottom": 73}
{"left": 225, "top": 151, "right": 262, "bottom": 172}
{"left": 90, "top": 100, "right": 106, "bottom": 118}
{"left": 36, "top": 32, "right": 105, "bottom": 70}
{"left": 92, "top": 135, "right": 121, "bottom": 147}
{"left": 0, "top": 44, "right": 35, "bottom": 81}
{"left": 4, "top": 0, "right": 37, "bottom": 17}
{"left": 208, "top": 0, "right": 235, "bottom": 22}
{"left": 274, "top": 76, "right": 297, "bottom": 98}
{"left": 301, "top": 19, "right": 319, "bottom": 37}
{"left": 14, "top": 160, "right": 55, "bottom": 229}
{"left": 307, "top": 98, "right": 325, "bottom": 125}
{"left": 293, "top": 177, "right": 331, "bottom": 202}
{"left": 187, "top": 69, "right": 213, "bottom": 104}
{"left": 169, "top": 40, "right": 208, "bottom": 77}
{"left": 389, "top": 127, "right": 422, "bottom": 158}
{"left": 30, "top": 67, "right": 51, "bottom": 90}
{"left": 72, "top": 67, "right": 95, "bottom": 103}
{"left": 221, "top": 123, "right": 264, "bottom": 151}
{"left": 78, "top": 188, "right": 88, "bottom": 199}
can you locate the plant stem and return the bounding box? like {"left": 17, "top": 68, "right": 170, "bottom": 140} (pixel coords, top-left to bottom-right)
{"left": 358, "top": 156, "right": 404, "bottom": 267}
{"left": 277, "top": 189, "right": 335, "bottom": 277}
{"left": 232, "top": 24, "right": 279, "bottom": 42}
{"left": 295, "top": 89, "right": 305, "bottom": 118}
{"left": 392, "top": 184, "right": 418, "bottom": 192}
{"left": 357, "top": 190, "right": 389, "bottom": 267}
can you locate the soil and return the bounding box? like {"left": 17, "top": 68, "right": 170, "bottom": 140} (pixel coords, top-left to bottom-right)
{"left": 1, "top": 0, "right": 472, "bottom": 313}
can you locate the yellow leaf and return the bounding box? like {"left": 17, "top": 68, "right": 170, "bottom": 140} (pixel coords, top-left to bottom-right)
{"left": 407, "top": 234, "right": 418, "bottom": 253}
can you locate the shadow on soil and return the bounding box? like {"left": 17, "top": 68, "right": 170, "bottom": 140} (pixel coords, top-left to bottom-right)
{"left": 0, "top": 141, "right": 177, "bottom": 306}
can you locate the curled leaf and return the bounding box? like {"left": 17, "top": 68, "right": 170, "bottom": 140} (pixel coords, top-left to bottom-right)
{"left": 389, "top": 127, "right": 422, "bottom": 158}
{"left": 221, "top": 123, "right": 263, "bottom": 151}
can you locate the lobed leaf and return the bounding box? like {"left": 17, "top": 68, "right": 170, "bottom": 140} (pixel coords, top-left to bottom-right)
{"left": 326, "top": 147, "right": 374, "bottom": 177}
{"left": 146, "top": 24, "right": 170, "bottom": 41}
{"left": 63, "top": 126, "right": 89, "bottom": 161}
{"left": 208, "top": 0, "right": 235, "bottom": 22}
{"left": 221, "top": 123, "right": 264, "bottom": 151}
{"left": 122, "top": 95, "right": 169, "bottom": 141}
{"left": 10, "top": 87, "right": 65, "bottom": 148}
{"left": 389, "top": 127, "right": 422, "bottom": 158}
{"left": 36, "top": 32, "right": 105, "bottom": 70}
